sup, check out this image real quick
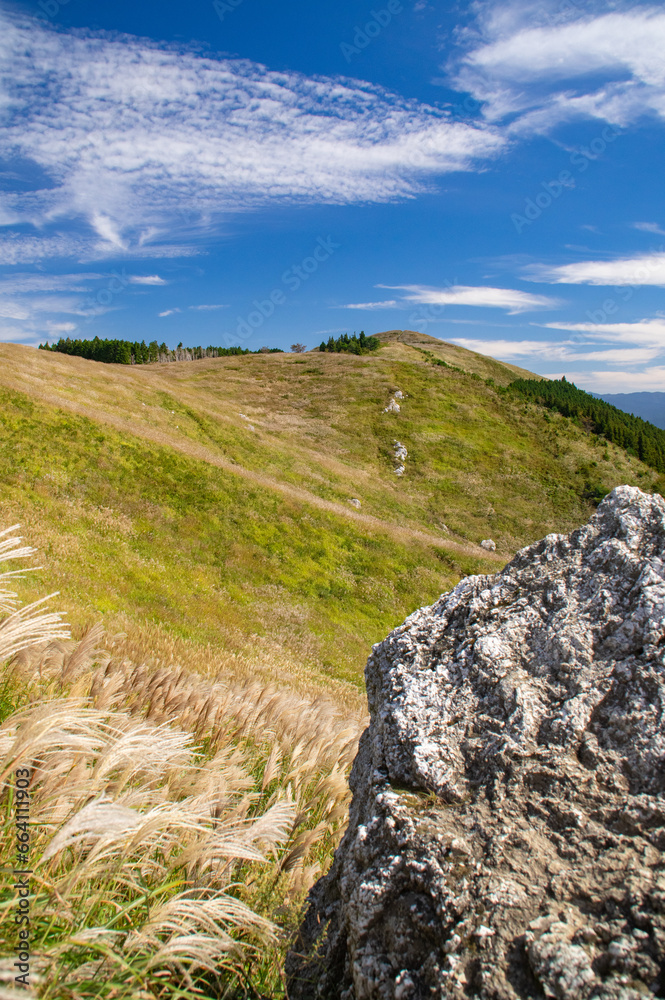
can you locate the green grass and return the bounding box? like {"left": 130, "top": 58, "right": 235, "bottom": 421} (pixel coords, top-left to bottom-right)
{"left": 0, "top": 386, "right": 485, "bottom": 684}
{"left": 141, "top": 353, "right": 656, "bottom": 550}
{"left": 0, "top": 340, "right": 659, "bottom": 685}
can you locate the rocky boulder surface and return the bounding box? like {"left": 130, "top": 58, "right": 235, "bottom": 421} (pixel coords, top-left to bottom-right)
{"left": 287, "top": 487, "right": 665, "bottom": 999}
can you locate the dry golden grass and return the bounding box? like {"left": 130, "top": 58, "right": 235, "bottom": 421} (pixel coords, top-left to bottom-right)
{"left": 0, "top": 528, "right": 70, "bottom": 663}
{"left": 0, "top": 529, "right": 365, "bottom": 999}
{"left": 98, "top": 618, "right": 368, "bottom": 716}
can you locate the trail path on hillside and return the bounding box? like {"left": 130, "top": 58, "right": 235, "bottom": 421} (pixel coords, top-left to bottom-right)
{"left": 4, "top": 371, "right": 504, "bottom": 564}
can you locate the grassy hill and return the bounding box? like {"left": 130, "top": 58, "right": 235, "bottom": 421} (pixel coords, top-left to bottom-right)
{"left": 0, "top": 333, "right": 659, "bottom": 692}
{"left": 2, "top": 332, "right": 662, "bottom": 999}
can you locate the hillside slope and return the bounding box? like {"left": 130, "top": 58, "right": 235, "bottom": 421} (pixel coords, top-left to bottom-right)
{"left": 1, "top": 338, "right": 659, "bottom": 688}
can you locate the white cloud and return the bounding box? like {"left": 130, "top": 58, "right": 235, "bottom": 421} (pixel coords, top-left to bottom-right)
{"left": 0, "top": 325, "right": 41, "bottom": 345}
{"left": 0, "top": 273, "right": 101, "bottom": 294}
{"left": 0, "top": 235, "right": 199, "bottom": 265}
{"left": 448, "top": 337, "right": 549, "bottom": 358}
{"left": 130, "top": 275, "right": 167, "bottom": 286}
{"left": 381, "top": 283, "right": 558, "bottom": 313}
{"left": 0, "top": 270, "right": 141, "bottom": 341}
{"left": 0, "top": 11, "right": 504, "bottom": 263}
{"left": 17, "top": 295, "right": 88, "bottom": 315}
{"left": 633, "top": 222, "right": 665, "bottom": 235}
{"left": 540, "top": 317, "right": 665, "bottom": 347}
{"left": 442, "top": 317, "right": 516, "bottom": 326}
{"left": 188, "top": 303, "right": 228, "bottom": 311}
{"left": 159, "top": 309, "right": 180, "bottom": 317}
{"left": 0, "top": 292, "right": 90, "bottom": 321}
{"left": 569, "top": 347, "right": 660, "bottom": 362}
{"left": 552, "top": 367, "right": 665, "bottom": 392}
{"left": 451, "top": 5, "right": 665, "bottom": 133}
{"left": 0, "top": 301, "right": 29, "bottom": 320}
{"left": 0, "top": 289, "right": 86, "bottom": 340}
{"left": 448, "top": 336, "right": 660, "bottom": 364}
{"left": 337, "top": 300, "right": 400, "bottom": 310}
{"left": 46, "top": 321, "right": 77, "bottom": 333}
{"left": 91, "top": 213, "right": 126, "bottom": 249}
{"left": 527, "top": 252, "right": 665, "bottom": 285}
{"left": 0, "top": 236, "right": 93, "bottom": 265}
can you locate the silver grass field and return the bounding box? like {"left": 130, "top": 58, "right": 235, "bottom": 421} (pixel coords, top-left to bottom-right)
{"left": 0, "top": 527, "right": 363, "bottom": 999}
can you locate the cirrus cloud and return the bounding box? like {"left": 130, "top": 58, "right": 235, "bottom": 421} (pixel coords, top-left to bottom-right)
{"left": 0, "top": 270, "right": 175, "bottom": 341}
{"left": 549, "top": 367, "right": 665, "bottom": 392}
{"left": 0, "top": 10, "right": 504, "bottom": 263}
{"left": 380, "top": 283, "right": 559, "bottom": 313}
{"left": 540, "top": 317, "right": 665, "bottom": 346}
{"left": 337, "top": 299, "right": 400, "bottom": 310}
{"left": 526, "top": 252, "right": 665, "bottom": 285}
{"left": 130, "top": 275, "right": 167, "bottom": 286}
{"left": 451, "top": 4, "right": 665, "bottom": 134}
{"left": 448, "top": 336, "right": 660, "bottom": 365}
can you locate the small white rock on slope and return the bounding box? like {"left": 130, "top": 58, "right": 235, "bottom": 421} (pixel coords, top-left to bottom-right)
{"left": 393, "top": 441, "right": 408, "bottom": 477}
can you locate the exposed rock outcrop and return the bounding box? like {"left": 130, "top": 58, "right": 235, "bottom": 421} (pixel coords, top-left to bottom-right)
{"left": 393, "top": 442, "right": 408, "bottom": 463}
{"left": 393, "top": 441, "right": 407, "bottom": 477}
{"left": 287, "top": 487, "right": 665, "bottom": 999}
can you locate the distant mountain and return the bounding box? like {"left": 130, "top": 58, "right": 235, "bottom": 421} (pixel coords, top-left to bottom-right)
{"left": 592, "top": 392, "right": 665, "bottom": 430}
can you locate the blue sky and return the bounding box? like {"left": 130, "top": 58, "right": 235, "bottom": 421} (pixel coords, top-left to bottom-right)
{"left": 1, "top": 0, "right": 664, "bottom": 390}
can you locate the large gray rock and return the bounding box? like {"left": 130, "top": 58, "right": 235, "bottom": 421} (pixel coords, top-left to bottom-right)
{"left": 287, "top": 487, "right": 665, "bottom": 999}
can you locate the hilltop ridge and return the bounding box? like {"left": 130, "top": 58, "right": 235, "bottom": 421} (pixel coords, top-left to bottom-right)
{"left": 371, "top": 329, "right": 542, "bottom": 383}
{"left": 0, "top": 337, "right": 659, "bottom": 687}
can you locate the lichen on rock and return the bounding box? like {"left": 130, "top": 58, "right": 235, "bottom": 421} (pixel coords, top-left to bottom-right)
{"left": 287, "top": 486, "right": 665, "bottom": 999}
